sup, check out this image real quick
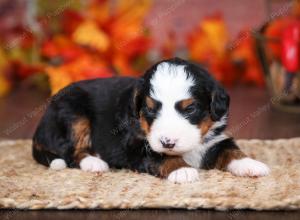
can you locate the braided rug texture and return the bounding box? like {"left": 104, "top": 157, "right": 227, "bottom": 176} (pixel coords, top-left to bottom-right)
{"left": 0, "top": 139, "right": 299, "bottom": 210}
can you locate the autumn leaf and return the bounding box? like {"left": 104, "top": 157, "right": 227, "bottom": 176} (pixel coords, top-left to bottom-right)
{"left": 72, "top": 20, "right": 110, "bottom": 52}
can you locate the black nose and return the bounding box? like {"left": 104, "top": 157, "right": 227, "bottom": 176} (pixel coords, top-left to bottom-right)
{"left": 160, "top": 138, "right": 176, "bottom": 149}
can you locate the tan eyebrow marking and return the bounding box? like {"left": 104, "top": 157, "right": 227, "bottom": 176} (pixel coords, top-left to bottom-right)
{"left": 146, "top": 96, "right": 155, "bottom": 109}
{"left": 179, "top": 98, "right": 195, "bottom": 109}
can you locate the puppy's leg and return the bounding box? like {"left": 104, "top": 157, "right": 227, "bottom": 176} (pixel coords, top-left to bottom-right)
{"left": 140, "top": 156, "right": 199, "bottom": 183}
{"left": 211, "top": 139, "right": 270, "bottom": 177}
{"left": 79, "top": 156, "right": 109, "bottom": 172}
{"left": 163, "top": 160, "right": 199, "bottom": 183}
{"left": 72, "top": 117, "right": 109, "bottom": 173}
{"left": 225, "top": 154, "right": 270, "bottom": 177}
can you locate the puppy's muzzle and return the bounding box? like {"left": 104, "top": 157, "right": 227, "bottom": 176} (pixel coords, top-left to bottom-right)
{"left": 160, "top": 137, "right": 177, "bottom": 149}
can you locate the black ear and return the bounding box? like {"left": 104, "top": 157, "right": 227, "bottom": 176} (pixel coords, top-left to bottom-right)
{"left": 132, "top": 78, "right": 144, "bottom": 118}
{"left": 117, "top": 79, "right": 144, "bottom": 120}
{"left": 210, "top": 85, "right": 230, "bottom": 121}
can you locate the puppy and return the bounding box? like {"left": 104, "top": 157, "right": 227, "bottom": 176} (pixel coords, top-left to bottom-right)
{"left": 32, "top": 58, "right": 270, "bottom": 183}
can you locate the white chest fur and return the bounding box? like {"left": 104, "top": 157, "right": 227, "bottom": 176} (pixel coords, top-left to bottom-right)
{"left": 182, "top": 144, "right": 207, "bottom": 168}
{"left": 182, "top": 134, "right": 228, "bottom": 168}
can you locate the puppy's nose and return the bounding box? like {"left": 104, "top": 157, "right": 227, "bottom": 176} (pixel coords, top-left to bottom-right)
{"left": 160, "top": 137, "right": 176, "bottom": 149}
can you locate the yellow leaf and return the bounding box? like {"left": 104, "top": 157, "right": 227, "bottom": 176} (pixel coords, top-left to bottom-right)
{"left": 0, "top": 74, "right": 10, "bottom": 97}
{"left": 201, "top": 17, "right": 229, "bottom": 58}
{"left": 45, "top": 66, "right": 73, "bottom": 95}
{"left": 115, "top": 0, "right": 152, "bottom": 23}
{"left": 72, "top": 20, "right": 110, "bottom": 52}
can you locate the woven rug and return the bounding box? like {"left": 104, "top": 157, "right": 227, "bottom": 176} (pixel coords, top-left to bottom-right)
{"left": 0, "top": 139, "right": 299, "bottom": 210}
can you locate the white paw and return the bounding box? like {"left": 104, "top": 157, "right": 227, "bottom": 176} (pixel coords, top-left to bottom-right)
{"left": 80, "top": 156, "right": 109, "bottom": 172}
{"left": 227, "top": 157, "right": 270, "bottom": 177}
{"left": 50, "top": 159, "right": 67, "bottom": 170}
{"left": 167, "top": 167, "right": 199, "bottom": 183}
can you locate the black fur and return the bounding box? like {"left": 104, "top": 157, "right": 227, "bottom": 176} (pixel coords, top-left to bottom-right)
{"left": 32, "top": 57, "right": 232, "bottom": 176}
{"left": 142, "top": 58, "right": 229, "bottom": 125}
{"left": 201, "top": 138, "right": 238, "bottom": 169}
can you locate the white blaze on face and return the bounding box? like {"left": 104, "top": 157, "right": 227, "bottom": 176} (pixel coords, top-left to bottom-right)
{"left": 147, "top": 62, "right": 201, "bottom": 155}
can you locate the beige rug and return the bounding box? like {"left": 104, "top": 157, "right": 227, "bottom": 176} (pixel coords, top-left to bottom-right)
{"left": 0, "top": 139, "right": 299, "bottom": 210}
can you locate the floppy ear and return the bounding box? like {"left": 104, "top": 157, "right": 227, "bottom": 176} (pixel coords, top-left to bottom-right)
{"left": 210, "top": 85, "right": 230, "bottom": 121}
{"left": 116, "top": 79, "right": 144, "bottom": 120}
{"left": 132, "top": 78, "right": 144, "bottom": 118}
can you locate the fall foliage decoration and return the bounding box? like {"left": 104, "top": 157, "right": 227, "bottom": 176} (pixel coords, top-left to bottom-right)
{"left": 187, "top": 14, "right": 265, "bottom": 86}
{"left": 42, "top": 0, "right": 152, "bottom": 94}
{"left": 1, "top": 0, "right": 300, "bottom": 96}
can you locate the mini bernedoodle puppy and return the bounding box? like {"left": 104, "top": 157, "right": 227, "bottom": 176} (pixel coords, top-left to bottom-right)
{"left": 32, "top": 58, "right": 270, "bottom": 183}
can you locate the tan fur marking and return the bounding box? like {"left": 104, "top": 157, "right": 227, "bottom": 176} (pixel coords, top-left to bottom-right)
{"left": 215, "top": 149, "right": 246, "bottom": 170}
{"left": 179, "top": 98, "right": 195, "bottom": 109}
{"left": 139, "top": 114, "right": 150, "bottom": 134}
{"left": 199, "top": 117, "right": 214, "bottom": 137}
{"left": 72, "top": 118, "right": 91, "bottom": 164}
{"left": 159, "top": 156, "right": 190, "bottom": 178}
{"left": 146, "top": 96, "right": 155, "bottom": 109}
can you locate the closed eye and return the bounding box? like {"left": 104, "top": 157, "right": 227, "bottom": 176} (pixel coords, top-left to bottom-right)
{"left": 144, "top": 96, "right": 161, "bottom": 117}
{"left": 183, "top": 104, "right": 197, "bottom": 115}
{"left": 146, "top": 105, "right": 156, "bottom": 115}
{"left": 176, "top": 98, "right": 197, "bottom": 115}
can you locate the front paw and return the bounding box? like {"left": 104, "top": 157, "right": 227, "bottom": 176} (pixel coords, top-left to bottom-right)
{"left": 80, "top": 156, "right": 109, "bottom": 172}
{"left": 227, "top": 157, "right": 270, "bottom": 177}
{"left": 167, "top": 167, "right": 199, "bottom": 183}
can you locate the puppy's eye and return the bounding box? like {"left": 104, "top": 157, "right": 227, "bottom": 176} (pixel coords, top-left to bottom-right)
{"left": 184, "top": 104, "right": 197, "bottom": 115}
{"left": 144, "top": 96, "right": 160, "bottom": 117}
{"left": 146, "top": 106, "right": 156, "bottom": 114}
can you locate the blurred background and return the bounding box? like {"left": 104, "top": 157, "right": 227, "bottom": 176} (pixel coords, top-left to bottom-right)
{"left": 1, "top": 0, "right": 300, "bottom": 140}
